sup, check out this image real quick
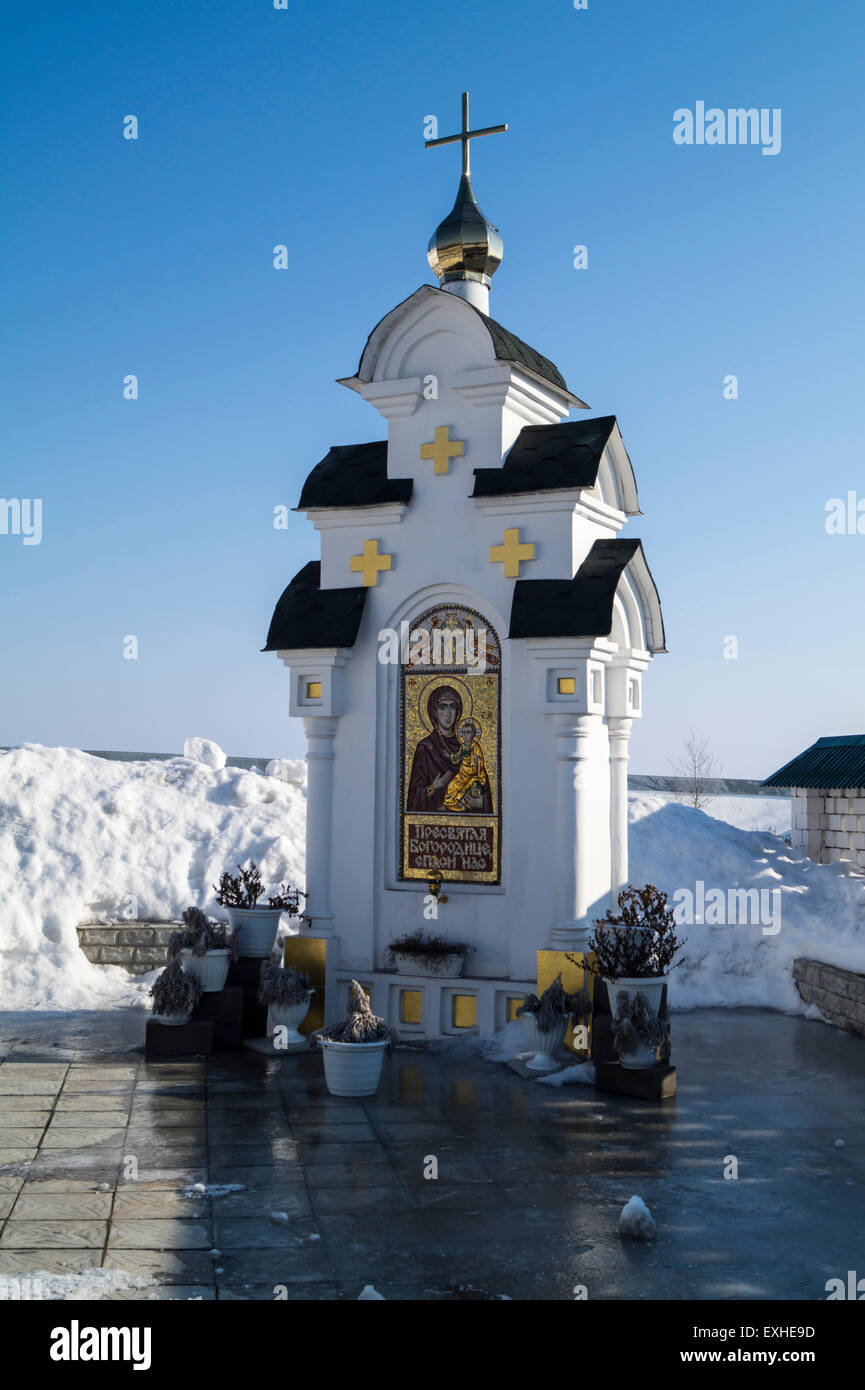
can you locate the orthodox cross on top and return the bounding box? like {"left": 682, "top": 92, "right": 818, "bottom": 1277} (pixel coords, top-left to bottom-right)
{"left": 425, "top": 91, "right": 508, "bottom": 178}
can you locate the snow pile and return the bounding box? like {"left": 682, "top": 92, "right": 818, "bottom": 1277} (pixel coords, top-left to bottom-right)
{"left": 619, "top": 1195, "right": 656, "bottom": 1241}
{"left": 0, "top": 742, "right": 305, "bottom": 1010}
{"left": 0, "top": 1268, "right": 156, "bottom": 1300}
{"left": 357, "top": 1285, "right": 385, "bottom": 1300}
{"left": 629, "top": 795, "right": 865, "bottom": 1012}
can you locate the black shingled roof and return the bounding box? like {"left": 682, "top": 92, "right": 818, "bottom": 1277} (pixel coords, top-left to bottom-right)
{"left": 297, "top": 441, "right": 412, "bottom": 511}
{"left": 509, "top": 538, "right": 640, "bottom": 640}
{"left": 472, "top": 417, "right": 617, "bottom": 498}
{"left": 763, "top": 736, "right": 865, "bottom": 790}
{"left": 479, "top": 311, "right": 568, "bottom": 393}
{"left": 262, "top": 561, "right": 367, "bottom": 651}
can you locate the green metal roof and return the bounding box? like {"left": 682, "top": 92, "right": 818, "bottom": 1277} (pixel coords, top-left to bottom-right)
{"left": 762, "top": 736, "right": 865, "bottom": 789}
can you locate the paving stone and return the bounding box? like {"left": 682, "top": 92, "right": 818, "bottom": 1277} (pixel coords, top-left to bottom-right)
{"left": 102, "top": 1249, "right": 216, "bottom": 1283}
{"left": 0, "top": 1149, "right": 38, "bottom": 1164}
{"left": 0, "top": 1250, "right": 98, "bottom": 1276}
{"left": 11, "top": 1191, "right": 113, "bottom": 1220}
{"left": 54, "top": 1095, "right": 132, "bottom": 1113}
{"left": 41, "top": 1127, "right": 126, "bottom": 1150}
{"left": 296, "top": 1141, "right": 387, "bottom": 1166}
{"left": 0, "top": 1220, "right": 108, "bottom": 1249}
{"left": 0, "top": 1128, "right": 45, "bottom": 1147}
{"left": 0, "top": 1098, "right": 54, "bottom": 1115}
{"left": 309, "top": 1185, "right": 413, "bottom": 1215}
{"left": 0, "top": 1077, "right": 62, "bottom": 1096}
{"left": 108, "top": 1219, "right": 212, "bottom": 1249}
{"left": 49, "top": 1111, "right": 128, "bottom": 1129}
{"left": 20, "top": 1177, "right": 115, "bottom": 1194}
{"left": 111, "top": 1188, "right": 210, "bottom": 1220}
{"left": 212, "top": 1213, "right": 318, "bottom": 1248}
{"left": 303, "top": 1161, "right": 400, "bottom": 1190}
{"left": 207, "top": 1164, "right": 305, "bottom": 1190}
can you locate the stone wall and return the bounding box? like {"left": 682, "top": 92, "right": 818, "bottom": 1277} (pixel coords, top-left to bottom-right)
{"left": 76, "top": 922, "right": 177, "bottom": 975}
{"left": 793, "top": 956, "right": 865, "bottom": 1037}
{"left": 791, "top": 788, "right": 865, "bottom": 866}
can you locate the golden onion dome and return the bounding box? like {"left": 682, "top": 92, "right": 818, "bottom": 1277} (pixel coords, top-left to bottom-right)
{"left": 427, "top": 173, "right": 503, "bottom": 289}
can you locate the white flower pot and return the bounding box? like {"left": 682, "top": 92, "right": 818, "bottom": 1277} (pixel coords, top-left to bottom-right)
{"left": 180, "top": 948, "right": 230, "bottom": 993}
{"left": 226, "top": 907, "right": 281, "bottom": 958}
{"left": 520, "top": 1014, "right": 569, "bottom": 1072}
{"left": 268, "top": 990, "right": 314, "bottom": 1045}
{"left": 391, "top": 951, "right": 465, "bottom": 978}
{"left": 319, "top": 1038, "right": 388, "bottom": 1097}
{"left": 606, "top": 976, "right": 666, "bottom": 1070}
{"left": 151, "top": 1011, "right": 190, "bottom": 1027}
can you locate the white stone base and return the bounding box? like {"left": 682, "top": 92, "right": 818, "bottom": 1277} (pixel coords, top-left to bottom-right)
{"left": 333, "top": 969, "right": 535, "bottom": 1039}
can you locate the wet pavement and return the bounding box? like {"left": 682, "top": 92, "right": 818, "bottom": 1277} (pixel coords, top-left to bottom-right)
{"left": 0, "top": 1007, "right": 862, "bottom": 1300}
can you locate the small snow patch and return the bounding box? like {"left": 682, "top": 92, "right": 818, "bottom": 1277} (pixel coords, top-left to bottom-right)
{"left": 536, "top": 1062, "right": 596, "bottom": 1087}
{"left": 619, "top": 1195, "right": 656, "bottom": 1241}
{"left": 357, "top": 1285, "right": 385, "bottom": 1300}
{"left": 181, "top": 1182, "right": 245, "bottom": 1198}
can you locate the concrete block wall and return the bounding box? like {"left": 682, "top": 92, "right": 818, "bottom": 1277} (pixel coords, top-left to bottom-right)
{"left": 791, "top": 788, "right": 865, "bottom": 867}
{"left": 793, "top": 957, "right": 865, "bottom": 1038}
{"left": 76, "top": 922, "right": 178, "bottom": 975}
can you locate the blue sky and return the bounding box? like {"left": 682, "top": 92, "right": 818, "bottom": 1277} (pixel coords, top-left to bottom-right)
{"left": 2, "top": 0, "right": 863, "bottom": 775}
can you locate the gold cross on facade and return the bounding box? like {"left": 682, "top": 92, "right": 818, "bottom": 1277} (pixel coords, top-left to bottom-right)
{"left": 420, "top": 425, "right": 465, "bottom": 476}
{"left": 349, "top": 539, "right": 392, "bottom": 587}
{"left": 425, "top": 91, "right": 508, "bottom": 177}
{"left": 490, "top": 528, "right": 535, "bottom": 578}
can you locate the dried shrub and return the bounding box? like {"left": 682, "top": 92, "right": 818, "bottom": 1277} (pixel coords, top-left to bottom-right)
{"left": 312, "top": 981, "right": 398, "bottom": 1051}
{"left": 213, "top": 863, "right": 264, "bottom": 909}
{"left": 516, "top": 973, "right": 591, "bottom": 1030}
{"left": 168, "top": 906, "right": 238, "bottom": 960}
{"left": 386, "top": 930, "right": 471, "bottom": 970}
{"left": 150, "top": 959, "right": 202, "bottom": 1017}
{"left": 611, "top": 990, "right": 670, "bottom": 1059}
{"left": 267, "top": 883, "right": 307, "bottom": 915}
{"left": 582, "top": 885, "right": 686, "bottom": 982}
{"left": 258, "top": 961, "right": 311, "bottom": 1008}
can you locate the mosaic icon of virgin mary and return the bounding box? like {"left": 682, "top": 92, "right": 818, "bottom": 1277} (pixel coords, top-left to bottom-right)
{"left": 406, "top": 684, "right": 494, "bottom": 815}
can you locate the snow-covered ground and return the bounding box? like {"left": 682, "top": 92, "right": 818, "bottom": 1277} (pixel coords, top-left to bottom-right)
{"left": 0, "top": 744, "right": 861, "bottom": 1017}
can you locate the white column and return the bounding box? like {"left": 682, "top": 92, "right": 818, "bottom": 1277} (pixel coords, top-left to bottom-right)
{"left": 549, "top": 713, "right": 595, "bottom": 949}
{"left": 303, "top": 716, "right": 338, "bottom": 936}
{"left": 608, "top": 716, "right": 632, "bottom": 902}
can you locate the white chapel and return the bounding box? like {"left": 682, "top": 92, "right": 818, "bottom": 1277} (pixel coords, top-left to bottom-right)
{"left": 264, "top": 95, "right": 666, "bottom": 1037}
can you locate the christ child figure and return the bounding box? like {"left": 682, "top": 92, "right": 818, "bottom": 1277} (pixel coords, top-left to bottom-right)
{"left": 443, "top": 717, "right": 488, "bottom": 812}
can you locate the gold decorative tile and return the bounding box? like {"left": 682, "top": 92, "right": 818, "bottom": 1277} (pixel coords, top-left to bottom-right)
{"left": 400, "top": 990, "right": 423, "bottom": 1025}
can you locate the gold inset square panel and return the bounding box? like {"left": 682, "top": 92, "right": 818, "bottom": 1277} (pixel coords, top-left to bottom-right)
{"left": 557, "top": 677, "right": 576, "bottom": 695}
{"left": 452, "top": 994, "right": 477, "bottom": 1029}
{"left": 400, "top": 990, "right": 423, "bottom": 1025}
{"left": 282, "top": 937, "right": 327, "bottom": 1034}
{"left": 537, "top": 949, "right": 594, "bottom": 1055}
{"left": 506, "top": 996, "right": 525, "bottom": 1022}
{"left": 306, "top": 681, "right": 322, "bottom": 699}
